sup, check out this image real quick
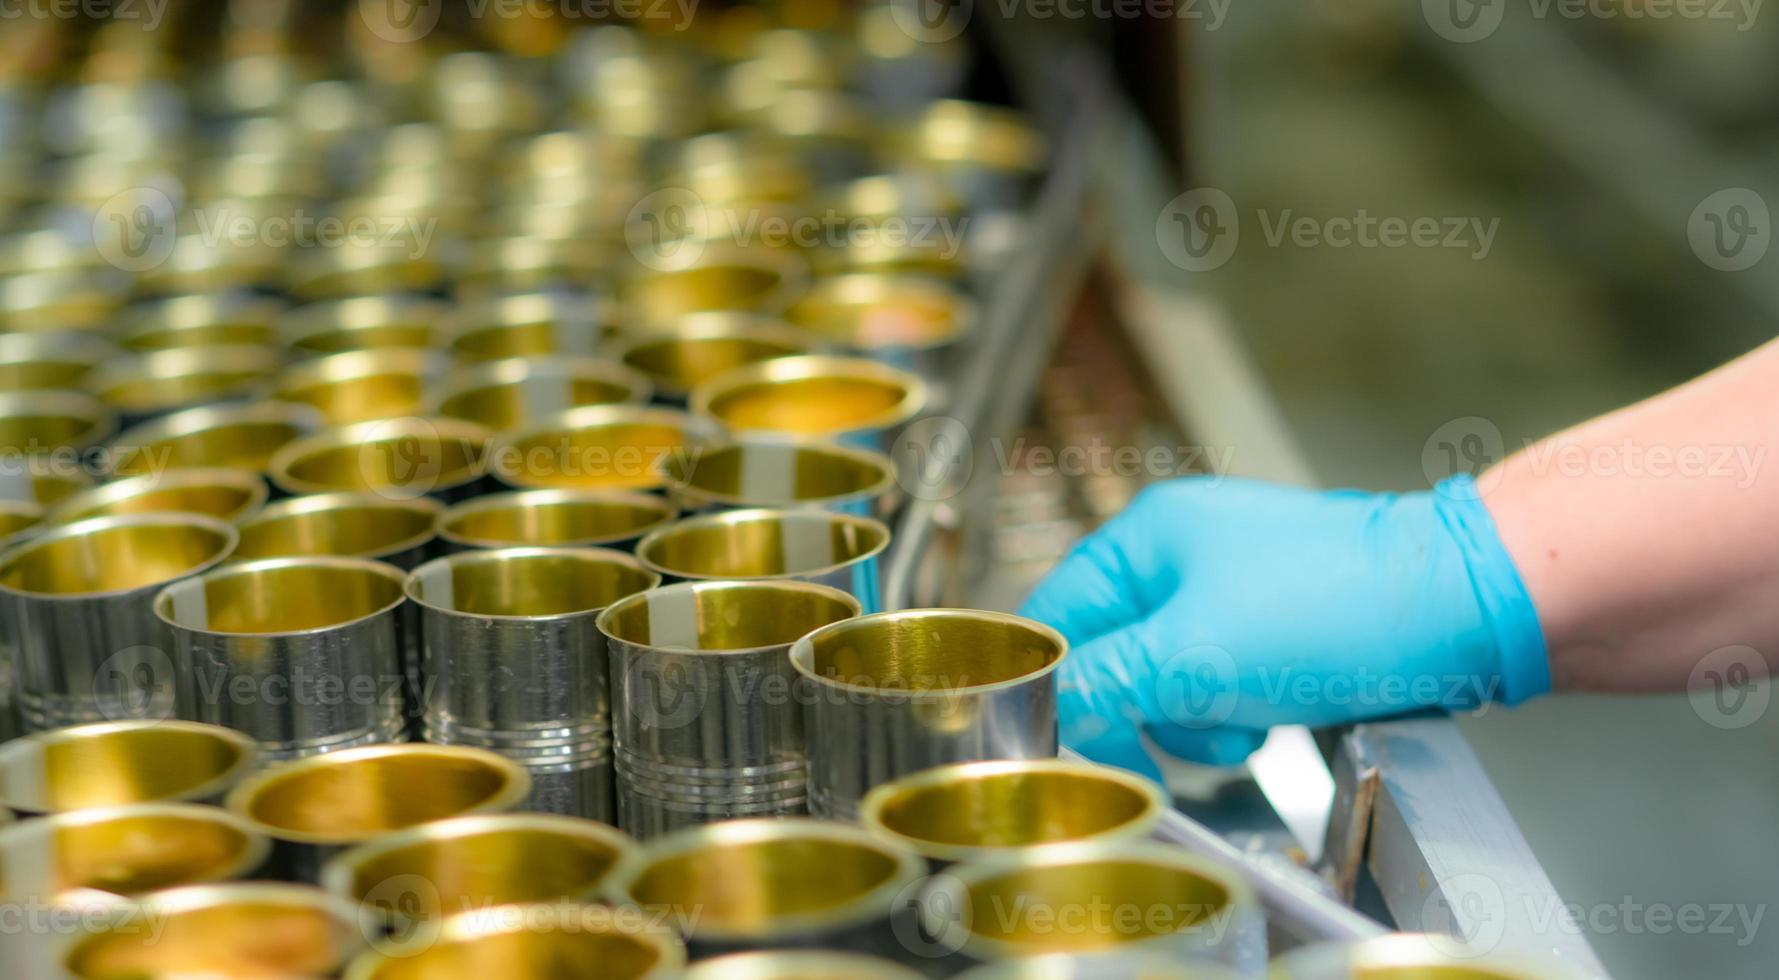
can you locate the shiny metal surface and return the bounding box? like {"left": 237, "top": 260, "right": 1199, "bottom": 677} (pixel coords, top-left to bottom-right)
{"left": 268, "top": 417, "right": 495, "bottom": 500}
{"left": 234, "top": 492, "right": 442, "bottom": 568}
{"left": 1271, "top": 934, "right": 1579, "bottom": 980}
{"left": 156, "top": 556, "right": 408, "bottom": 760}
{"left": 919, "top": 842, "right": 1264, "bottom": 972}
{"left": 0, "top": 802, "right": 268, "bottom": 900}
{"left": 280, "top": 295, "right": 450, "bottom": 356}
{"left": 662, "top": 437, "right": 896, "bottom": 516}
{"left": 436, "top": 488, "right": 677, "bottom": 552}
{"left": 623, "top": 242, "right": 809, "bottom": 327}
{"left": 858, "top": 760, "right": 1165, "bottom": 865}
{"left": 84, "top": 344, "right": 285, "bottom": 424}
{"left": 790, "top": 609, "right": 1064, "bottom": 818}
{"left": 785, "top": 274, "right": 975, "bottom": 389}
{"left": 690, "top": 354, "right": 926, "bottom": 445}
{"left": 272, "top": 347, "right": 450, "bottom": 425}
{"left": 112, "top": 294, "right": 285, "bottom": 352}
{"left": 616, "top": 313, "right": 817, "bottom": 400}
{"left": 636, "top": 507, "right": 888, "bottom": 613}
{"left": 224, "top": 743, "right": 531, "bottom": 880}
{"left": 954, "top": 952, "right": 1242, "bottom": 979}
{"left": 0, "top": 513, "right": 237, "bottom": 728}
{"left": 321, "top": 813, "right": 635, "bottom": 926}
{"left": 344, "top": 902, "right": 685, "bottom": 980}
{"left": 443, "top": 291, "right": 614, "bottom": 361}
{"left": 0, "top": 720, "right": 256, "bottom": 815}
{"left": 60, "top": 882, "right": 370, "bottom": 980}
{"left": 0, "top": 389, "right": 118, "bottom": 460}
{"left": 598, "top": 581, "right": 859, "bottom": 837}
{"left": 606, "top": 818, "right": 925, "bottom": 952}
{"left": 682, "top": 950, "right": 925, "bottom": 980}
{"left": 47, "top": 467, "right": 268, "bottom": 525}
{"left": 0, "top": 331, "right": 119, "bottom": 391}
{"left": 433, "top": 356, "right": 652, "bottom": 431}
{"left": 489, "top": 404, "right": 719, "bottom": 493}
{"left": 104, "top": 400, "right": 324, "bottom": 478}
{"left": 407, "top": 546, "right": 658, "bottom": 821}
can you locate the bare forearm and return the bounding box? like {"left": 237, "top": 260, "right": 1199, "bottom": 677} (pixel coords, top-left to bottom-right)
{"left": 1484, "top": 339, "right": 1779, "bottom": 692}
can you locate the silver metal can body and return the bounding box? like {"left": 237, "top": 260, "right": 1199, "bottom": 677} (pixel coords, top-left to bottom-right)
{"left": 156, "top": 557, "right": 408, "bottom": 761}
{"left": 791, "top": 609, "right": 1067, "bottom": 819}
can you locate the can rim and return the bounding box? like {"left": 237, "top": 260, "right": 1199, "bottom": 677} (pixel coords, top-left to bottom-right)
{"left": 404, "top": 545, "right": 660, "bottom": 622}
{"left": 789, "top": 608, "right": 1068, "bottom": 698}
{"left": 154, "top": 554, "right": 409, "bottom": 638}
{"left": 0, "top": 720, "right": 259, "bottom": 815}
{"left": 0, "top": 511, "right": 239, "bottom": 601}
{"left": 634, "top": 506, "right": 891, "bottom": 582}
{"left": 595, "top": 578, "right": 861, "bottom": 656}
{"left": 434, "top": 487, "right": 678, "bottom": 550}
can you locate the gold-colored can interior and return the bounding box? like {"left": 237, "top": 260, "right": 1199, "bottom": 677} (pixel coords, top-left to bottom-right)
{"left": 272, "top": 421, "right": 490, "bottom": 496}
{"left": 620, "top": 320, "right": 809, "bottom": 394}
{"left": 160, "top": 559, "right": 404, "bottom": 634}
{"left": 787, "top": 275, "right": 969, "bottom": 350}
{"left": 349, "top": 906, "right": 675, "bottom": 980}
{"left": 235, "top": 495, "right": 439, "bottom": 561}
{"left": 601, "top": 582, "right": 857, "bottom": 651}
{"left": 436, "top": 359, "right": 644, "bottom": 431}
{"left": 447, "top": 293, "right": 609, "bottom": 361}
{"left": 233, "top": 747, "right": 526, "bottom": 843}
{"left": 115, "top": 295, "right": 284, "bottom": 351}
{"left": 682, "top": 951, "right": 925, "bottom": 980}
{"left": 959, "top": 858, "right": 1232, "bottom": 953}
{"left": 439, "top": 491, "right": 676, "bottom": 549}
{"left": 275, "top": 349, "right": 444, "bottom": 425}
{"left": 626, "top": 253, "right": 797, "bottom": 325}
{"left": 697, "top": 360, "right": 918, "bottom": 437}
{"left": 411, "top": 549, "right": 656, "bottom": 618}
{"left": 807, "top": 612, "right": 1062, "bottom": 692}
{"left": 639, "top": 512, "right": 885, "bottom": 580}
{"left": 50, "top": 469, "right": 265, "bottom": 525}
{"left": 866, "top": 764, "right": 1158, "bottom": 854}
{"left": 0, "top": 724, "right": 252, "bottom": 813}
{"left": 107, "top": 403, "right": 317, "bottom": 477}
{"left": 0, "top": 332, "right": 116, "bottom": 390}
{"left": 0, "top": 518, "right": 234, "bottom": 595}
{"left": 0, "top": 392, "right": 113, "bottom": 453}
{"left": 88, "top": 345, "right": 283, "bottom": 416}
{"left": 283, "top": 297, "right": 446, "bottom": 355}
{"left": 664, "top": 441, "right": 890, "bottom": 507}
{"left": 63, "top": 887, "right": 360, "bottom": 980}
{"left": 626, "top": 831, "right": 905, "bottom": 934}
{"left": 3, "top": 806, "right": 264, "bottom": 898}
{"left": 496, "top": 411, "right": 706, "bottom": 491}
{"left": 0, "top": 502, "right": 40, "bottom": 541}
{"left": 332, "top": 820, "right": 631, "bottom": 923}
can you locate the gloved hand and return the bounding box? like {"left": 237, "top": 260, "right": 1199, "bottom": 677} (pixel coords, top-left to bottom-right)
{"left": 1018, "top": 475, "right": 1549, "bottom": 781}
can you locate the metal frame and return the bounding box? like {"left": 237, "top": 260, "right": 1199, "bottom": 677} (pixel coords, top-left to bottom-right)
{"left": 879, "top": 19, "right": 1612, "bottom": 976}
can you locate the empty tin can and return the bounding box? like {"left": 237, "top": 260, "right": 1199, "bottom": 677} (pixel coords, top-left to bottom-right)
{"left": 268, "top": 417, "right": 495, "bottom": 501}
{"left": 598, "top": 580, "right": 860, "bottom": 837}
{"left": 84, "top": 344, "right": 285, "bottom": 426}
{"left": 272, "top": 347, "right": 450, "bottom": 426}
{"left": 605, "top": 818, "right": 926, "bottom": 958}
{"left": 344, "top": 901, "right": 685, "bottom": 980}
{"left": 104, "top": 400, "right": 324, "bottom": 479}
{"left": 858, "top": 760, "right": 1166, "bottom": 866}
{"left": 690, "top": 354, "right": 926, "bottom": 448}
{"left": 433, "top": 356, "right": 653, "bottom": 432}
{"left": 111, "top": 293, "right": 286, "bottom": 352}
{"left": 918, "top": 843, "right": 1264, "bottom": 973}
{"left": 623, "top": 241, "right": 809, "bottom": 328}
{"left": 407, "top": 546, "right": 659, "bottom": 822}
{"left": 443, "top": 291, "right": 615, "bottom": 362}
{"left": 155, "top": 556, "right": 408, "bottom": 760}
{"left": 489, "top": 404, "right": 719, "bottom": 493}
{"left": 791, "top": 609, "right": 1066, "bottom": 818}
{"left": 662, "top": 437, "right": 897, "bottom": 517}
{"left": 0, "top": 802, "right": 268, "bottom": 901}
{"left": 233, "top": 492, "right": 442, "bottom": 568}
{"left": 46, "top": 467, "right": 268, "bottom": 526}
{"left": 785, "top": 274, "right": 975, "bottom": 393}
{"left": 59, "top": 882, "right": 371, "bottom": 980}
{"left": 280, "top": 295, "right": 450, "bottom": 356}
{"left": 0, "top": 513, "right": 238, "bottom": 728}
{"left": 616, "top": 313, "right": 818, "bottom": 402}
{"left": 436, "top": 488, "right": 676, "bottom": 553}
{"left": 0, "top": 720, "right": 256, "bottom": 815}
{"left": 0, "top": 331, "right": 120, "bottom": 391}
{"left": 224, "top": 743, "right": 532, "bottom": 881}
{"left": 636, "top": 508, "right": 889, "bottom": 613}
{"left": 321, "top": 812, "right": 636, "bottom": 928}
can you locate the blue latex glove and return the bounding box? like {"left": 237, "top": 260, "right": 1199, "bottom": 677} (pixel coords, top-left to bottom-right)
{"left": 1017, "top": 475, "right": 1549, "bottom": 781}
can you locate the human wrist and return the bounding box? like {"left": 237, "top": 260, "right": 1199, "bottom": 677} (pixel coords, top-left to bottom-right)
{"left": 1435, "top": 474, "right": 1552, "bottom": 704}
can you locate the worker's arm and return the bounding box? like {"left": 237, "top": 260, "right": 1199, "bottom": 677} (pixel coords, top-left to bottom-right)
{"left": 1019, "top": 338, "right": 1779, "bottom": 779}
